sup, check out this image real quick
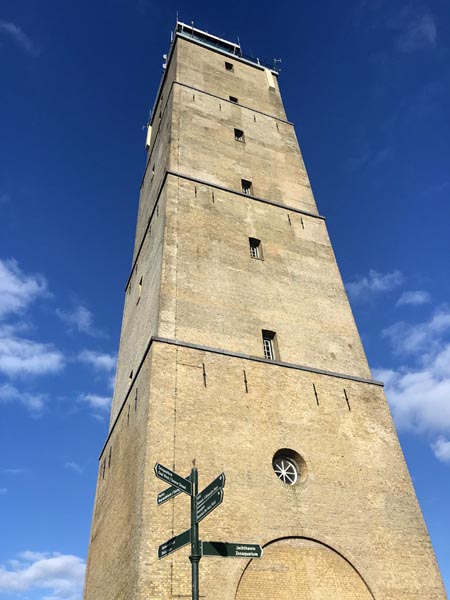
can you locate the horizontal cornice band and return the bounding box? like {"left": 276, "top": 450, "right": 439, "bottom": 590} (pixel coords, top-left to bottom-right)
{"left": 100, "top": 335, "right": 383, "bottom": 459}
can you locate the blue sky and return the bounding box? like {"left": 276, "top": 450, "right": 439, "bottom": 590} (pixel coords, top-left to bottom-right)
{"left": 0, "top": 1, "right": 449, "bottom": 598}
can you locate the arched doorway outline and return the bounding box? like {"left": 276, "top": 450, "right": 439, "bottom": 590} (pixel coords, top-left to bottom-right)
{"left": 233, "top": 535, "right": 376, "bottom": 600}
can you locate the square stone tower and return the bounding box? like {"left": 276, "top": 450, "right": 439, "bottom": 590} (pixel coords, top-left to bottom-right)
{"left": 83, "top": 22, "right": 447, "bottom": 600}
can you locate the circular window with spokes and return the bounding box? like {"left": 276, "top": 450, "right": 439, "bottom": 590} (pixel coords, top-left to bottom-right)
{"left": 272, "top": 449, "right": 307, "bottom": 487}
{"left": 273, "top": 457, "right": 298, "bottom": 485}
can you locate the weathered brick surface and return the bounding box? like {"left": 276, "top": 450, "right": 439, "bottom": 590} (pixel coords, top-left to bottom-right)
{"left": 84, "top": 30, "right": 447, "bottom": 600}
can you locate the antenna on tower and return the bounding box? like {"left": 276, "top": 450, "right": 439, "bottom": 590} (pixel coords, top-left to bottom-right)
{"left": 273, "top": 58, "right": 282, "bottom": 72}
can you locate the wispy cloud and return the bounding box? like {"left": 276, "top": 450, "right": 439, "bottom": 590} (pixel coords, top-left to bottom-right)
{"left": 431, "top": 437, "right": 450, "bottom": 463}
{"left": 0, "top": 20, "right": 40, "bottom": 57}
{"left": 396, "top": 290, "right": 431, "bottom": 307}
{"left": 382, "top": 306, "right": 450, "bottom": 355}
{"left": 0, "top": 328, "right": 64, "bottom": 378}
{"left": 57, "top": 305, "right": 106, "bottom": 338}
{"left": 348, "top": 145, "right": 393, "bottom": 172}
{"left": 387, "top": 6, "right": 437, "bottom": 53}
{"left": 3, "top": 468, "right": 23, "bottom": 475}
{"left": 424, "top": 181, "right": 450, "bottom": 195}
{"left": 0, "top": 259, "right": 48, "bottom": 320}
{"left": 64, "top": 461, "right": 84, "bottom": 475}
{"left": 78, "top": 350, "right": 116, "bottom": 371}
{"left": 0, "top": 383, "right": 46, "bottom": 414}
{"left": 79, "top": 393, "right": 111, "bottom": 418}
{"left": 0, "top": 551, "right": 85, "bottom": 600}
{"left": 346, "top": 269, "right": 403, "bottom": 303}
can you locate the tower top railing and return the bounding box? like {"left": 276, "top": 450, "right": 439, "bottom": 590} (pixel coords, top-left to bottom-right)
{"left": 175, "top": 21, "right": 280, "bottom": 73}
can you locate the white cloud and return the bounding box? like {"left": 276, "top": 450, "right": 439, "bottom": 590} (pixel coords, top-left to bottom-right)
{"left": 80, "top": 393, "right": 111, "bottom": 416}
{"left": 382, "top": 306, "right": 450, "bottom": 355}
{"left": 0, "top": 383, "right": 46, "bottom": 414}
{"left": 0, "top": 259, "right": 48, "bottom": 320}
{"left": 0, "top": 330, "right": 64, "bottom": 377}
{"left": 0, "top": 20, "right": 40, "bottom": 56}
{"left": 57, "top": 305, "right": 105, "bottom": 338}
{"left": 78, "top": 350, "right": 116, "bottom": 371}
{"left": 374, "top": 348, "right": 450, "bottom": 436}
{"left": 396, "top": 290, "right": 431, "bottom": 307}
{"left": 346, "top": 269, "right": 403, "bottom": 302}
{"left": 431, "top": 437, "right": 450, "bottom": 463}
{"left": 64, "top": 461, "right": 83, "bottom": 475}
{"left": 374, "top": 300, "right": 450, "bottom": 465}
{"left": 389, "top": 8, "right": 437, "bottom": 53}
{"left": 0, "top": 551, "right": 85, "bottom": 600}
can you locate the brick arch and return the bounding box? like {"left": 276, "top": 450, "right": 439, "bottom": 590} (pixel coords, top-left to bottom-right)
{"left": 235, "top": 537, "right": 375, "bottom": 600}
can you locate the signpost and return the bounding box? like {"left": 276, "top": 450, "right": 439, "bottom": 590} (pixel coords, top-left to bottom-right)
{"left": 155, "top": 463, "right": 262, "bottom": 600}
{"left": 158, "top": 529, "right": 191, "bottom": 559}
{"left": 196, "top": 489, "right": 223, "bottom": 523}
{"left": 202, "top": 541, "right": 263, "bottom": 558}
{"left": 157, "top": 473, "right": 192, "bottom": 506}
{"left": 154, "top": 463, "right": 192, "bottom": 496}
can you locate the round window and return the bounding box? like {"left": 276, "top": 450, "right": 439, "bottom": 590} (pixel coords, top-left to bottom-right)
{"left": 272, "top": 449, "right": 307, "bottom": 486}
{"left": 272, "top": 456, "right": 298, "bottom": 485}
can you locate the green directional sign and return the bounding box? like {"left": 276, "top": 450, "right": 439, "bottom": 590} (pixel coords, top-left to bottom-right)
{"left": 157, "top": 473, "right": 192, "bottom": 505}
{"left": 158, "top": 529, "right": 191, "bottom": 559}
{"left": 154, "top": 463, "right": 192, "bottom": 496}
{"left": 197, "top": 472, "right": 225, "bottom": 506}
{"left": 196, "top": 489, "right": 223, "bottom": 523}
{"left": 202, "top": 541, "right": 263, "bottom": 559}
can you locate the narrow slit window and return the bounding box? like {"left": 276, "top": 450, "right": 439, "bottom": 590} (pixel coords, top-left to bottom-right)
{"left": 137, "top": 277, "right": 143, "bottom": 304}
{"left": 225, "top": 61, "right": 234, "bottom": 71}
{"left": 249, "top": 238, "right": 262, "bottom": 259}
{"left": 229, "top": 96, "right": 238, "bottom": 103}
{"left": 234, "top": 128, "right": 245, "bottom": 142}
{"left": 262, "top": 330, "right": 277, "bottom": 361}
{"left": 129, "top": 370, "right": 133, "bottom": 381}
{"left": 241, "top": 179, "right": 253, "bottom": 195}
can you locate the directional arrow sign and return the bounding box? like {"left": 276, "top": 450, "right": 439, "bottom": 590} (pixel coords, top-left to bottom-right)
{"left": 202, "top": 541, "right": 263, "bottom": 559}
{"left": 154, "top": 463, "right": 192, "bottom": 496}
{"left": 196, "top": 489, "right": 223, "bottom": 523}
{"left": 197, "top": 472, "right": 225, "bottom": 507}
{"left": 158, "top": 529, "right": 191, "bottom": 560}
{"left": 157, "top": 473, "right": 192, "bottom": 506}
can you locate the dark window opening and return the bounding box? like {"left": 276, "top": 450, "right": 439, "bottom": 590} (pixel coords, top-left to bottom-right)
{"left": 234, "top": 128, "right": 245, "bottom": 142}
{"left": 225, "top": 61, "right": 234, "bottom": 71}
{"left": 241, "top": 179, "right": 253, "bottom": 195}
{"left": 262, "top": 330, "right": 277, "bottom": 361}
{"left": 249, "top": 238, "right": 262, "bottom": 259}
{"left": 229, "top": 96, "right": 238, "bottom": 103}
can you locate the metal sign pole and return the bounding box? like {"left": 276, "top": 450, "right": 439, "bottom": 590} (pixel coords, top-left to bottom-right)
{"left": 189, "top": 467, "right": 200, "bottom": 600}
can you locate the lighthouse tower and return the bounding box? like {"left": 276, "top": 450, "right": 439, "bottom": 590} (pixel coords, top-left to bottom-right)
{"left": 83, "top": 22, "right": 446, "bottom": 600}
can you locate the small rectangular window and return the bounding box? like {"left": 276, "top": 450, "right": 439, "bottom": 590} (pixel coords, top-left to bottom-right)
{"left": 241, "top": 179, "right": 253, "bottom": 195}
{"left": 234, "top": 128, "right": 245, "bottom": 142}
{"left": 225, "top": 62, "right": 234, "bottom": 71}
{"left": 262, "top": 330, "right": 277, "bottom": 361}
{"left": 229, "top": 96, "right": 238, "bottom": 103}
{"left": 137, "top": 276, "right": 143, "bottom": 304}
{"left": 249, "top": 238, "right": 262, "bottom": 259}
